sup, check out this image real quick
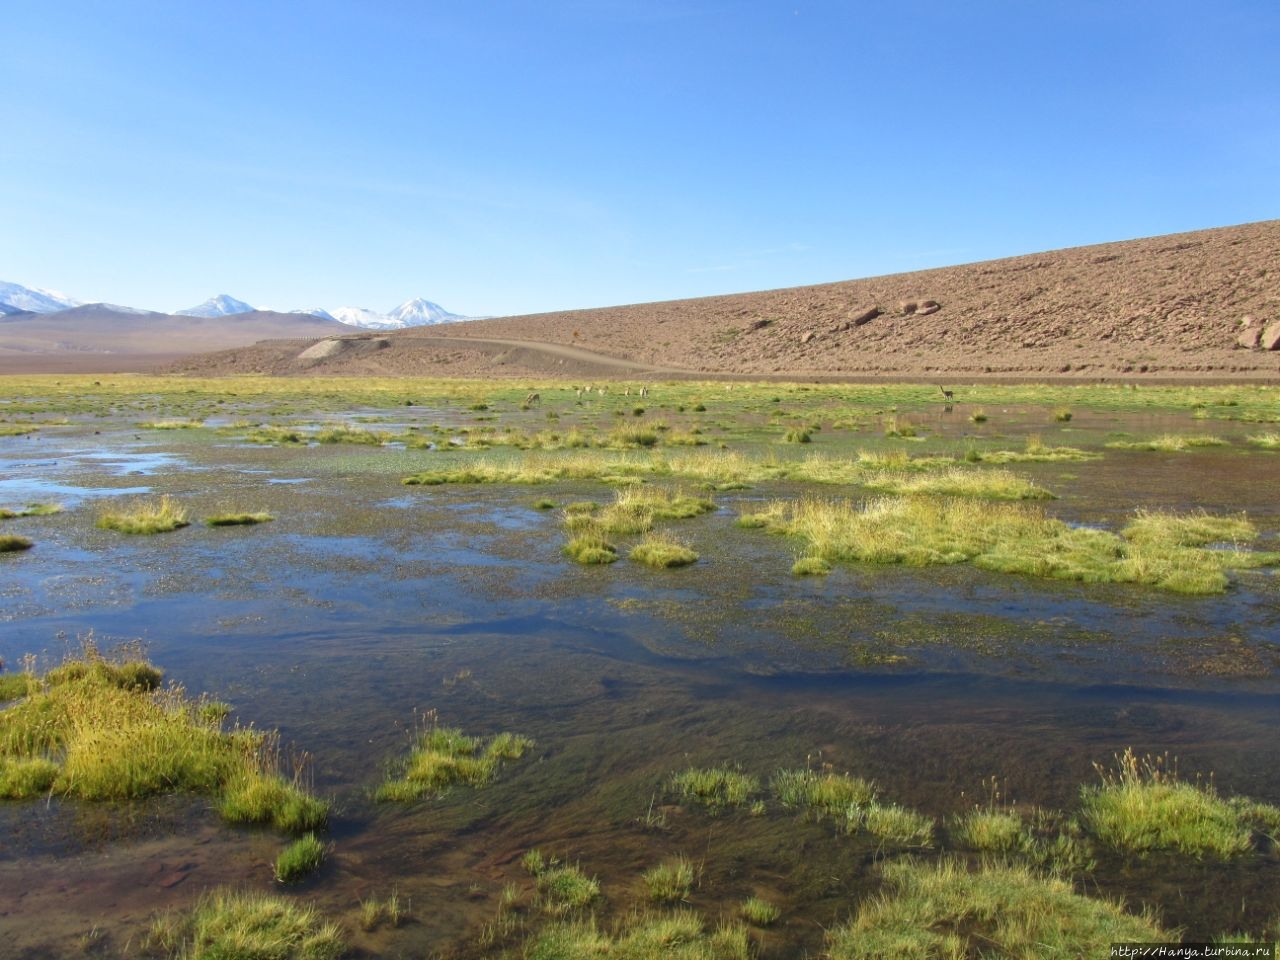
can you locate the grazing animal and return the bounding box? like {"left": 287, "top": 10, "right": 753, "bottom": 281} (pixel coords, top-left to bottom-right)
{"left": 525, "top": 392, "right": 541, "bottom": 405}
{"left": 639, "top": 385, "right": 649, "bottom": 398}
{"left": 938, "top": 385, "right": 954, "bottom": 401}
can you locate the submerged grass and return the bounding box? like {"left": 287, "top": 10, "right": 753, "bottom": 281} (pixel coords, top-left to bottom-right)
{"left": 376, "top": 716, "right": 533, "bottom": 801}
{"left": 206, "top": 511, "right": 275, "bottom": 527}
{"left": 96, "top": 495, "right": 189, "bottom": 534}
{"left": 1106, "top": 434, "right": 1229, "bottom": 451}
{"left": 0, "top": 502, "right": 62, "bottom": 519}
{"left": 825, "top": 858, "right": 1165, "bottom": 959}
{"left": 750, "top": 496, "right": 1276, "bottom": 594}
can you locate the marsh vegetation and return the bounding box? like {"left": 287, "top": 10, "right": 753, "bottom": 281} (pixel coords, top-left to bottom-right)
{"left": 2, "top": 374, "right": 1280, "bottom": 956}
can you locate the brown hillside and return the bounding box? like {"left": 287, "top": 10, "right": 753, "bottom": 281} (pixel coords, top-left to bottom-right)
{"left": 174, "top": 220, "right": 1280, "bottom": 382}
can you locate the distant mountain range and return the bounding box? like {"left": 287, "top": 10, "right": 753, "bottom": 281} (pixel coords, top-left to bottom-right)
{"left": 0, "top": 283, "right": 475, "bottom": 329}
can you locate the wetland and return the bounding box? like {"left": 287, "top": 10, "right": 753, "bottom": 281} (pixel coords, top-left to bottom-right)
{"left": 1, "top": 375, "right": 1279, "bottom": 958}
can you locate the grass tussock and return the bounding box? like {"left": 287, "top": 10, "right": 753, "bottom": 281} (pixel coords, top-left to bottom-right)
{"left": 206, "top": 512, "right": 275, "bottom": 527}
{"left": 526, "top": 912, "right": 750, "bottom": 960}
{"left": 862, "top": 466, "right": 1053, "bottom": 500}
{"left": 644, "top": 856, "right": 696, "bottom": 902}
{"left": 631, "top": 533, "right": 699, "bottom": 568}
{"left": 144, "top": 887, "right": 345, "bottom": 960}
{"left": 274, "top": 833, "right": 326, "bottom": 883}
{"left": 824, "top": 858, "right": 1164, "bottom": 959}
{"left": 375, "top": 716, "right": 533, "bottom": 801}
{"left": 1246, "top": 432, "right": 1280, "bottom": 449}
{"left": 1079, "top": 748, "right": 1278, "bottom": 858}
{"left": 671, "top": 765, "right": 759, "bottom": 811}
{"left": 750, "top": 496, "right": 1276, "bottom": 594}
{"left": 740, "top": 895, "right": 780, "bottom": 926}
{"left": 1106, "top": 434, "right": 1228, "bottom": 451}
{"left": 0, "top": 641, "right": 328, "bottom": 830}
{"left": 968, "top": 435, "right": 1097, "bottom": 463}
{"left": 0, "top": 534, "right": 33, "bottom": 552}
{"left": 96, "top": 495, "right": 189, "bottom": 534}
{"left": 0, "top": 502, "right": 63, "bottom": 519}
{"left": 772, "top": 767, "right": 878, "bottom": 819}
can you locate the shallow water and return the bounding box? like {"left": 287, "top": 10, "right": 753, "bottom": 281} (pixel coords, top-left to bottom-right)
{"left": 1, "top": 391, "right": 1279, "bottom": 957}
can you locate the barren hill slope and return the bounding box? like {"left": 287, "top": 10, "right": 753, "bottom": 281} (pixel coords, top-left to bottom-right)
{"left": 175, "top": 220, "right": 1280, "bottom": 381}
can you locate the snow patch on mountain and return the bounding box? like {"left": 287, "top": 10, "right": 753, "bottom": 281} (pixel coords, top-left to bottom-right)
{"left": 0, "top": 281, "right": 82, "bottom": 314}
{"left": 176, "top": 294, "right": 256, "bottom": 318}
{"left": 291, "top": 307, "right": 339, "bottom": 323}
{"left": 330, "top": 299, "right": 470, "bottom": 329}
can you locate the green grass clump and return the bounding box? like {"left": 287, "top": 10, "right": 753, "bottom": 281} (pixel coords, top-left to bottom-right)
{"left": 862, "top": 466, "right": 1053, "bottom": 500}
{"left": 314, "top": 424, "right": 389, "bottom": 445}
{"left": 96, "top": 495, "right": 189, "bottom": 534}
{"left": 782, "top": 427, "right": 812, "bottom": 443}
{"left": 824, "top": 858, "right": 1164, "bottom": 959}
{"left": 671, "top": 765, "right": 759, "bottom": 811}
{"left": 536, "top": 864, "right": 600, "bottom": 915}
{"left": 1121, "top": 509, "right": 1254, "bottom": 547}
{"left": 563, "top": 533, "right": 619, "bottom": 565}
{"left": 140, "top": 419, "right": 203, "bottom": 429}
{"left": 0, "top": 534, "right": 33, "bottom": 552}
{"left": 1078, "top": 749, "right": 1273, "bottom": 858}
{"left": 527, "top": 912, "right": 749, "bottom": 959}
{"left": 220, "top": 770, "right": 330, "bottom": 833}
{"left": 966, "top": 436, "right": 1097, "bottom": 463}
{"left": 274, "top": 833, "right": 326, "bottom": 883}
{"left": 145, "top": 887, "right": 345, "bottom": 959}
{"left": 206, "top": 512, "right": 275, "bottom": 527}
{"left": 1246, "top": 432, "right": 1280, "bottom": 449}
{"left": 791, "top": 555, "right": 832, "bottom": 576}
{"left": 631, "top": 534, "right": 699, "bottom": 568}
{"left": 0, "top": 673, "right": 32, "bottom": 701}
{"left": 772, "top": 767, "right": 877, "bottom": 819}
{"left": 855, "top": 802, "right": 935, "bottom": 846}
{"left": 245, "top": 426, "right": 306, "bottom": 444}
{"left": 1106, "top": 434, "right": 1228, "bottom": 451}
{"left": 644, "top": 856, "right": 695, "bottom": 902}
{"left": 376, "top": 720, "right": 533, "bottom": 801}
{"left": 754, "top": 496, "right": 1276, "bottom": 594}
{"left": 740, "top": 895, "right": 780, "bottom": 926}
{"left": 0, "top": 502, "right": 62, "bottom": 519}
{"left": 0, "top": 643, "right": 328, "bottom": 829}
{"left": 951, "top": 809, "right": 1033, "bottom": 853}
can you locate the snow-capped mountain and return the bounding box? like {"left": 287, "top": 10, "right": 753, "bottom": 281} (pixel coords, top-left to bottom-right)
{"left": 330, "top": 299, "right": 469, "bottom": 329}
{"left": 291, "top": 307, "right": 339, "bottom": 323}
{"left": 330, "top": 306, "right": 394, "bottom": 329}
{"left": 176, "top": 294, "right": 256, "bottom": 318}
{"left": 0, "top": 281, "right": 82, "bottom": 314}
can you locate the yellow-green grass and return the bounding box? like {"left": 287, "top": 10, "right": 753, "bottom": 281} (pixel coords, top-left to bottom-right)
{"left": 0, "top": 673, "right": 32, "bottom": 701}
{"left": 526, "top": 912, "right": 750, "bottom": 960}
{"left": 0, "top": 424, "right": 38, "bottom": 436}
{"left": 563, "top": 531, "right": 619, "bottom": 565}
{"left": 219, "top": 767, "right": 330, "bottom": 833}
{"left": 96, "top": 495, "right": 189, "bottom": 534}
{"left": 950, "top": 808, "right": 1034, "bottom": 854}
{"left": 968, "top": 435, "right": 1098, "bottom": 463}
{"left": 670, "top": 765, "right": 759, "bottom": 811}
{"left": 772, "top": 767, "right": 877, "bottom": 818}
{"left": 854, "top": 802, "right": 935, "bottom": 846}
{"left": 0, "top": 647, "right": 328, "bottom": 830}
{"left": 139, "top": 419, "right": 204, "bottom": 429}
{"left": 824, "top": 858, "right": 1165, "bottom": 959}
{"left": 862, "top": 466, "right": 1053, "bottom": 500}
{"left": 274, "top": 833, "right": 326, "bottom": 883}
{"left": 244, "top": 426, "right": 307, "bottom": 445}
{"left": 740, "top": 895, "right": 780, "bottom": 926}
{"left": 644, "top": 856, "right": 695, "bottom": 902}
{"left": 1121, "top": 509, "right": 1255, "bottom": 547}
{"left": 536, "top": 863, "right": 601, "bottom": 916}
{"left": 206, "top": 512, "right": 275, "bottom": 527}
{"left": 1246, "top": 432, "right": 1280, "bottom": 449}
{"left": 0, "top": 502, "right": 62, "bottom": 519}
{"left": 0, "top": 534, "right": 33, "bottom": 552}
{"left": 1106, "top": 434, "right": 1228, "bottom": 451}
{"left": 752, "top": 496, "right": 1277, "bottom": 594}
{"left": 314, "top": 424, "right": 390, "bottom": 445}
{"left": 630, "top": 533, "right": 699, "bottom": 569}
{"left": 144, "top": 887, "right": 345, "bottom": 960}
{"left": 358, "top": 889, "right": 405, "bottom": 931}
{"left": 375, "top": 722, "right": 533, "bottom": 801}
{"left": 1079, "top": 749, "right": 1279, "bottom": 858}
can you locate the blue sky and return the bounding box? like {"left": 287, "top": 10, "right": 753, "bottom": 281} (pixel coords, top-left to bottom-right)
{"left": 3, "top": 1, "right": 1277, "bottom": 317}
